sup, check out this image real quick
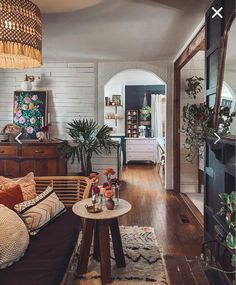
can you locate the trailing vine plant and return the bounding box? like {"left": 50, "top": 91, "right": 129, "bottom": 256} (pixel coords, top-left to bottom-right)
{"left": 182, "top": 77, "right": 236, "bottom": 163}
{"left": 182, "top": 102, "right": 214, "bottom": 162}
{"left": 182, "top": 76, "right": 214, "bottom": 162}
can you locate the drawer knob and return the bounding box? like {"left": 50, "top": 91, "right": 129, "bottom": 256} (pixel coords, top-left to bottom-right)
{"left": 35, "top": 150, "right": 44, "bottom": 154}
{"left": 0, "top": 150, "right": 5, "bottom": 154}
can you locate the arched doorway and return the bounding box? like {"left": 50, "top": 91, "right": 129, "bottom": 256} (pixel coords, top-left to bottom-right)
{"left": 103, "top": 68, "right": 167, "bottom": 186}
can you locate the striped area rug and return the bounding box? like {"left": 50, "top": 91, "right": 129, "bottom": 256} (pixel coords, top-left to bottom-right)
{"left": 66, "top": 226, "right": 168, "bottom": 285}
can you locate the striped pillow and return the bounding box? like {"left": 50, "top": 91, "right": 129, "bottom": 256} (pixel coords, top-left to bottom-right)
{"left": 14, "top": 186, "right": 66, "bottom": 235}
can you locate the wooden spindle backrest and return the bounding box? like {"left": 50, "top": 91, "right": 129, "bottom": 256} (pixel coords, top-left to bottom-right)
{"left": 34, "top": 176, "right": 92, "bottom": 207}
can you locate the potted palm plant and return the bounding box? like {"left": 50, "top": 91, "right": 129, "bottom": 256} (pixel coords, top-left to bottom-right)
{"left": 60, "top": 119, "right": 117, "bottom": 176}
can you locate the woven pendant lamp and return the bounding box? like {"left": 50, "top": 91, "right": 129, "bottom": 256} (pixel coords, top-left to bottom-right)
{"left": 0, "top": 0, "right": 42, "bottom": 68}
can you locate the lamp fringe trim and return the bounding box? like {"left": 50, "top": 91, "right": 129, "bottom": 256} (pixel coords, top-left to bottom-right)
{"left": 0, "top": 41, "right": 42, "bottom": 69}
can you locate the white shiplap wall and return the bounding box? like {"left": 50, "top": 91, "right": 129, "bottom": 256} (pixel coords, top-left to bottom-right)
{"left": 0, "top": 62, "right": 96, "bottom": 135}
{"left": 0, "top": 62, "right": 118, "bottom": 176}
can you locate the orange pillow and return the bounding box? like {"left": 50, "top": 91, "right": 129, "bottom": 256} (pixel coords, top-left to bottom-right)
{"left": 0, "top": 172, "right": 37, "bottom": 201}
{"left": 0, "top": 185, "right": 24, "bottom": 209}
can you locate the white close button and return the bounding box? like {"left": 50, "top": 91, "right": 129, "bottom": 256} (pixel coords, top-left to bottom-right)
{"left": 212, "top": 7, "right": 223, "bottom": 19}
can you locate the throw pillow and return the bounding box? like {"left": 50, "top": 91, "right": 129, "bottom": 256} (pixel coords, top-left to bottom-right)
{"left": 0, "top": 172, "right": 37, "bottom": 201}
{"left": 14, "top": 186, "right": 66, "bottom": 235}
{"left": 0, "top": 184, "right": 24, "bottom": 209}
{"left": 0, "top": 205, "right": 29, "bottom": 269}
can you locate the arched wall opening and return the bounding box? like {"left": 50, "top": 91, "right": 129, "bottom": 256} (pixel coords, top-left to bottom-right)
{"left": 103, "top": 68, "right": 167, "bottom": 186}
{"left": 105, "top": 69, "right": 166, "bottom": 86}
{"left": 222, "top": 81, "right": 236, "bottom": 112}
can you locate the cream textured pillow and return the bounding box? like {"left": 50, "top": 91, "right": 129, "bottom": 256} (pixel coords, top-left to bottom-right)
{"left": 14, "top": 186, "right": 66, "bottom": 235}
{"left": 0, "top": 204, "right": 29, "bottom": 269}
{"left": 0, "top": 172, "right": 37, "bottom": 201}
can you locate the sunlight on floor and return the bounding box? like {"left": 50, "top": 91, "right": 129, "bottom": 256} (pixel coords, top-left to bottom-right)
{"left": 185, "top": 193, "right": 204, "bottom": 215}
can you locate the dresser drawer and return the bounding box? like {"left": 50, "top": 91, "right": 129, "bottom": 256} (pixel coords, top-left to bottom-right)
{"left": 22, "top": 146, "right": 58, "bottom": 157}
{"left": 127, "top": 144, "right": 154, "bottom": 152}
{"left": 127, "top": 152, "right": 155, "bottom": 161}
{"left": 126, "top": 139, "right": 155, "bottom": 145}
{"left": 0, "top": 146, "right": 18, "bottom": 157}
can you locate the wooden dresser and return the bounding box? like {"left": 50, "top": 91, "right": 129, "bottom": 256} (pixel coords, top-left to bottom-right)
{"left": 125, "top": 138, "right": 156, "bottom": 164}
{"left": 0, "top": 141, "right": 67, "bottom": 178}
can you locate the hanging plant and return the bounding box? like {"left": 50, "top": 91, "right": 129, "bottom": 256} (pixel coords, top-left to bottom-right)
{"left": 139, "top": 106, "right": 151, "bottom": 121}
{"left": 182, "top": 103, "right": 214, "bottom": 162}
{"left": 182, "top": 76, "right": 234, "bottom": 163}
{"left": 185, "top": 76, "right": 204, "bottom": 99}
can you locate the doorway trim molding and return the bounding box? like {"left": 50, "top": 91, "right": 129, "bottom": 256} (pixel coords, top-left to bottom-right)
{"left": 97, "top": 61, "right": 174, "bottom": 189}
{"left": 173, "top": 26, "right": 205, "bottom": 193}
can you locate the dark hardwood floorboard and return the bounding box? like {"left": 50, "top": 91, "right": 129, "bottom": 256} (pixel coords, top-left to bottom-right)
{"left": 119, "top": 165, "right": 208, "bottom": 285}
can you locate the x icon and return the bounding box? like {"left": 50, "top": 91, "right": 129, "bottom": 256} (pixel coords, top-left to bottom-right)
{"left": 212, "top": 7, "right": 223, "bottom": 19}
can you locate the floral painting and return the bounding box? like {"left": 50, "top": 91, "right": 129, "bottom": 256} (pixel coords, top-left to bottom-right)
{"left": 13, "top": 91, "right": 48, "bottom": 139}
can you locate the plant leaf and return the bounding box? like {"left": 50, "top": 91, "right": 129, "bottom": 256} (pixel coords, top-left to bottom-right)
{"left": 231, "top": 254, "right": 236, "bottom": 267}
{"left": 226, "top": 232, "right": 236, "bottom": 249}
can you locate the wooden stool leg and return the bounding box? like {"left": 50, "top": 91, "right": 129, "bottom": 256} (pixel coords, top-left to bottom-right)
{"left": 99, "top": 221, "right": 112, "bottom": 285}
{"left": 93, "top": 220, "right": 100, "bottom": 261}
{"left": 77, "top": 219, "right": 94, "bottom": 275}
{"left": 110, "top": 218, "right": 126, "bottom": 268}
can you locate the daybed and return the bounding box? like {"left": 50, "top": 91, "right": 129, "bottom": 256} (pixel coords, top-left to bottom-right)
{"left": 0, "top": 176, "right": 92, "bottom": 285}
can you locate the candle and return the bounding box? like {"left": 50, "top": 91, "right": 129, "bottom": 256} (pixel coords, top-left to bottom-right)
{"left": 41, "top": 116, "right": 44, "bottom": 127}
{"left": 48, "top": 113, "right": 50, "bottom": 124}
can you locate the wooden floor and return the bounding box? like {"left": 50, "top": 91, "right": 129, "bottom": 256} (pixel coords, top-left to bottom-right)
{"left": 119, "top": 164, "right": 209, "bottom": 285}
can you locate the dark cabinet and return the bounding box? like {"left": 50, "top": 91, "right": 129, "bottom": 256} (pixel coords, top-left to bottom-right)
{"left": 205, "top": 1, "right": 236, "bottom": 284}
{"left": 0, "top": 142, "right": 67, "bottom": 178}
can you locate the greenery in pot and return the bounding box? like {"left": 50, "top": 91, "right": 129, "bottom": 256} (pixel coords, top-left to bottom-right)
{"left": 201, "top": 192, "right": 236, "bottom": 276}
{"left": 185, "top": 76, "right": 204, "bottom": 99}
{"left": 219, "top": 191, "right": 236, "bottom": 267}
{"left": 183, "top": 104, "right": 236, "bottom": 162}
{"left": 182, "top": 102, "right": 214, "bottom": 162}
{"left": 182, "top": 76, "right": 235, "bottom": 163}
{"left": 139, "top": 106, "right": 151, "bottom": 121}
{"left": 60, "top": 119, "right": 117, "bottom": 176}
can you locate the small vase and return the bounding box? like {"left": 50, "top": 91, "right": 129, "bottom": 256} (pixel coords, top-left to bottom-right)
{"left": 45, "top": 132, "right": 51, "bottom": 141}
{"left": 91, "top": 193, "right": 99, "bottom": 209}
{"left": 21, "top": 80, "right": 32, "bottom": 91}
{"left": 105, "top": 198, "right": 115, "bottom": 210}
{"left": 112, "top": 185, "right": 120, "bottom": 206}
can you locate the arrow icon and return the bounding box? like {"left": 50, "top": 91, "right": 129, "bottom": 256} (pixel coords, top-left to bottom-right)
{"left": 15, "top": 132, "right": 22, "bottom": 144}
{"left": 214, "top": 133, "right": 221, "bottom": 144}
